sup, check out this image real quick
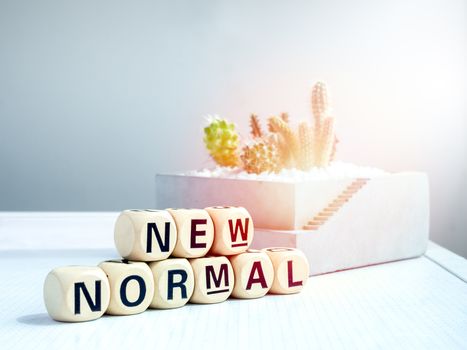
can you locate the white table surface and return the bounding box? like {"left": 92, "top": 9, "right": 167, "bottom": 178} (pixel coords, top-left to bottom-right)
{"left": 0, "top": 213, "right": 466, "bottom": 350}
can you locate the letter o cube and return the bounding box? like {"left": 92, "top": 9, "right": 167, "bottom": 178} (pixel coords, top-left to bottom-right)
{"left": 114, "top": 209, "right": 177, "bottom": 261}
{"left": 205, "top": 206, "right": 254, "bottom": 255}
{"left": 229, "top": 249, "right": 274, "bottom": 299}
{"left": 167, "top": 208, "right": 214, "bottom": 258}
{"left": 148, "top": 258, "right": 194, "bottom": 309}
{"left": 189, "top": 256, "right": 234, "bottom": 304}
{"left": 43, "top": 266, "right": 110, "bottom": 322}
{"left": 263, "top": 248, "right": 309, "bottom": 294}
{"left": 98, "top": 260, "right": 154, "bottom": 316}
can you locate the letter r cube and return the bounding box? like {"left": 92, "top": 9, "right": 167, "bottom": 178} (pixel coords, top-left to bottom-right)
{"left": 148, "top": 258, "right": 194, "bottom": 309}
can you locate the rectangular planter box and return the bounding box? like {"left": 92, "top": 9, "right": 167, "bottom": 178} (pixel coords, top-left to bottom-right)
{"left": 156, "top": 172, "right": 429, "bottom": 275}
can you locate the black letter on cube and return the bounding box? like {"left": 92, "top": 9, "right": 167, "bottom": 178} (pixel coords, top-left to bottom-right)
{"left": 74, "top": 281, "right": 102, "bottom": 315}
{"left": 120, "top": 275, "right": 147, "bottom": 307}
{"left": 147, "top": 222, "right": 171, "bottom": 253}
{"left": 167, "top": 269, "right": 188, "bottom": 300}
{"left": 205, "top": 264, "right": 230, "bottom": 294}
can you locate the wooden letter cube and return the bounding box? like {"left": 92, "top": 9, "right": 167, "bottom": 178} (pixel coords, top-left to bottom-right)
{"left": 229, "top": 249, "right": 274, "bottom": 299}
{"left": 205, "top": 206, "right": 254, "bottom": 255}
{"left": 98, "top": 260, "right": 154, "bottom": 316}
{"left": 114, "top": 209, "right": 177, "bottom": 261}
{"left": 263, "top": 248, "right": 309, "bottom": 294}
{"left": 167, "top": 208, "right": 214, "bottom": 258}
{"left": 189, "top": 256, "right": 234, "bottom": 304}
{"left": 43, "top": 266, "right": 110, "bottom": 322}
{"left": 148, "top": 258, "right": 194, "bottom": 309}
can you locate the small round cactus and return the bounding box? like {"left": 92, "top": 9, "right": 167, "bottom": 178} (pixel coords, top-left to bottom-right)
{"left": 203, "top": 116, "right": 240, "bottom": 167}
{"left": 240, "top": 139, "right": 280, "bottom": 174}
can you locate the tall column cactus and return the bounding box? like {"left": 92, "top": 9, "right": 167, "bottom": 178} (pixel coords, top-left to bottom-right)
{"left": 311, "top": 82, "right": 336, "bottom": 167}
{"left": 298, "top": 121, "right": 314, "bottom": 170}
{"left": 311, "top": 82, "right": 329, "bottom": 136}
{"left": 316, "top": 117, "right": 335, "bottom": 166}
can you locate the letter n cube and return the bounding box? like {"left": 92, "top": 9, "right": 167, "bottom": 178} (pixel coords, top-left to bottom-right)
{"left": 43, "top": 266, "right": 110, "bottom": 322}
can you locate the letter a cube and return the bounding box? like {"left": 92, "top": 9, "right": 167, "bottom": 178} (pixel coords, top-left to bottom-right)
{"left": 189, "top": 256, "right": 234, "bottom": 303}
{"left": 114, "top": 209, "right": 177, "bottom": 261}
{"left": 205, "top": 206, "right": 254, "bottom": 255}
{"left": 229, "top": 249, "right": 274, "bottom": 299}
{"left": 148, "top": 258, "right": 194, "bottom": 309}
{"left": 263, "top": 248, "right": 309, "bottom": 294}
{"left": 43, "top": 266, "right": 110, "bottom": 322}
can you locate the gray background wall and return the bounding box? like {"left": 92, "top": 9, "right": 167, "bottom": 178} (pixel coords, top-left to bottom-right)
{"left": 1, "top": 0, "right": 466, "bottom": 257}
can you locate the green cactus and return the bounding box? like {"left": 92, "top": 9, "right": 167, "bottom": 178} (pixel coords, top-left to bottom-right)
{"left": 203, "top": 117, "right": 240, "bottom": 167}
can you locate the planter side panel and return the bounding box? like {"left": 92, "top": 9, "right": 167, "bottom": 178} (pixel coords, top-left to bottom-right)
{"left": 156, "top": 175, "right": 296, "bottom": 229}
{"left": 250, "top": 229, "right": 298, "bottom": 250}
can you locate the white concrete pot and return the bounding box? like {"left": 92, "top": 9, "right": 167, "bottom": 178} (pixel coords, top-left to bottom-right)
{"left": 156, "top": 172, "right": 429, "bottom": 275}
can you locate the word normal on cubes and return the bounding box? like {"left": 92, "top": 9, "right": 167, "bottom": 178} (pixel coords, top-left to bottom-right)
{"left": 43, "top": 206, "right": 309, "bottom": 322}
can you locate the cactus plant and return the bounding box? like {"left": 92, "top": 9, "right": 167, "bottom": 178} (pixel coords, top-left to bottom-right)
{"left": 240, "top": 139, "right": 280, "bottom": 174}
{"left": 268, "top": 133, "right": 293, "bottom": 169}
{"left": 203, "top": 117, "right": 240, "bottom": 167}
{"left": 330, "top": 135, "right": 338, "bottom": 162}
{"left": 249, "top": 114, "right": 263, "bottom": 139}
{"left": 280, "top": 112, "right": 289, "bottom": 124}
{"left": 311, "top": 82, "right": 329, "bottom": 114}
{"left": 311, "top": 81, "right": 329, "bottom": 132}
{"left": 268, "top": 116, "right": 300, "bottom": 167}
{"left": 311, "top": 81, "right": 337, "bottom": 167}
{"left": 202, "top": 82, "right": 338, "bottom": 172}
{"left": 316, "top": 117, "right": 335, "bottom": 166}
{"left": 298, "top": 121, "right": 314, "bottom": 170}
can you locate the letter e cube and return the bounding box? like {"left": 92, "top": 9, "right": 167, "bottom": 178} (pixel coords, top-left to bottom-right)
{"left": 167, "top": 208, "right": 214, "bottom": 258}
